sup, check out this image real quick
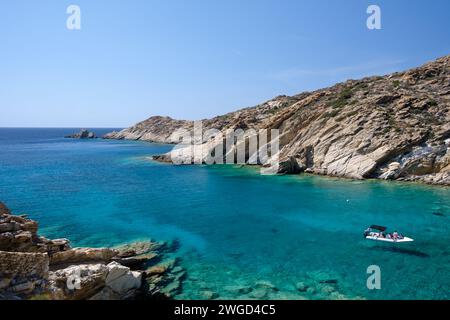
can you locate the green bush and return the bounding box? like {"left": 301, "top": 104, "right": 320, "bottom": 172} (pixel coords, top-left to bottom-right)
{"left": 329, "top": 87, "right": 353, "bottom": 109}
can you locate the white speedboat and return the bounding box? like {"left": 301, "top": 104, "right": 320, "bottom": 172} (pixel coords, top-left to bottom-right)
{"left": 364, "top": 225, "right": 414, "bottom": 243}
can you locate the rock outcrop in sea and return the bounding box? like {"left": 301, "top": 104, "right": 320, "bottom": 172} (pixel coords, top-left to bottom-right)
{"left": 104, "top": 55, "right": 450, "bottom": 185}
{"left": 65, "top": 129, "right": 97, "bottom": 139}
{"left": 0, "top": 202, "right": 185, "bottom": 300}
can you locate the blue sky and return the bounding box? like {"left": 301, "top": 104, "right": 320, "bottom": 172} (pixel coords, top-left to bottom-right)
{"left": 1, "top": 0, "right": 450, "bottom": 127}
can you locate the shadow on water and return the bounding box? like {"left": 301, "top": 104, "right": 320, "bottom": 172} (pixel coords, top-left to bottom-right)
{"left": 432, "top": 211, "right": 445, "bottom": 217}
{"left": 371, "top": 245, "right": 430, "bottom": 258}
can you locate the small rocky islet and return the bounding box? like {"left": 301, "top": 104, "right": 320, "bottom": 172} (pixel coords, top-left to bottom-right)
{"left": 65, "top": 129, "right": 97, "bottom": 139}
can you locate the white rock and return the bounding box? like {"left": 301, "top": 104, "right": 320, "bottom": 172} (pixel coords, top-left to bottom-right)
{"left": 106, "top": 270, "right": 142, "bottom": 294}
{"left": 388, "top": 162, "right": 401, "bottom": 170}
{"left": 106, "top": 262, "right": 129, "bottom": 283}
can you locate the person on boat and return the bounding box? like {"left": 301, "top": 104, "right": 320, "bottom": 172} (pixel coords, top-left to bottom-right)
{"left": 393, "top": 231, "right": 399, "bottom": 240}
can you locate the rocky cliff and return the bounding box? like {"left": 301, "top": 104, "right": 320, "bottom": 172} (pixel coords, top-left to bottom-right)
{"left": 0, "top": 202, "right": 186, "bottom": 300}
{"left": 104, "top": 55, "right": 450, "bottom": 185}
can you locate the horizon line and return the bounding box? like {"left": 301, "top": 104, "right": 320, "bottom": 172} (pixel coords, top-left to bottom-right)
{"left": 0, "top": 126, "right": 125, "bottom": 129}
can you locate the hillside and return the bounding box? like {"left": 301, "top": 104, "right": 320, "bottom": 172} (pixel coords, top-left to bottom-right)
{"left": 104, "top": 56, "right": 450, "bottom": 185}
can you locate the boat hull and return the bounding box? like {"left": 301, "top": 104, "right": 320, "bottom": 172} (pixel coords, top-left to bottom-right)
{"left": 365, "top": 236, "right": 414, "bottom": 243}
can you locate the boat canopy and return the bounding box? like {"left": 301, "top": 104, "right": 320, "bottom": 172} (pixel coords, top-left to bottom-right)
{"left": 369, "top": 225, "right": 387, "bottom": 232}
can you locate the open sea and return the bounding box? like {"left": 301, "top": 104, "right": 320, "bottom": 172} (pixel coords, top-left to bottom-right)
{"left": 0, "top": 128, "right": 449, "bottom": 300}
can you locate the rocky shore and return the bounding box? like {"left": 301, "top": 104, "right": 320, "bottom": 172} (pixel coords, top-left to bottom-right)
{"left": 0, "top": 202, "right": 186, "bottom": 300}
{"left": 104, "top": 55, "right": 450, "bottom": 186}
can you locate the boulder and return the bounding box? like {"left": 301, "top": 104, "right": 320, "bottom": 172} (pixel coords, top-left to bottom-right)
{"left": 105, "top": 262, "right": 129, "bottom": 283}
{"left": 145, "top": 264, "right": 167, "bottom": 276}
{"left": 0, "top": 251, "right": 49, "bottom": 280}
{"left": 201, "top": 290, "right": 218, "bottom": 300}
{"left": 105, "top": 262, "right": 142, "bottom": 296}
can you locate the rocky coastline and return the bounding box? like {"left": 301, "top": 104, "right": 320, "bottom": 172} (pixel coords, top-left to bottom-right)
{"left": 104, "top": 55, "right": 450, "bottom": 186}
{"left": 0, "top": 202, "right": 186, "bottom": 300}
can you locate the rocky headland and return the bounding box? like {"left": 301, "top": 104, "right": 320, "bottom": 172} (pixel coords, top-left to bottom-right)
{"left": 0, "top": 202, "right": 186, "bottom": 300}
{"left": 104, "top": 55, "right": 450, "bottom": 186}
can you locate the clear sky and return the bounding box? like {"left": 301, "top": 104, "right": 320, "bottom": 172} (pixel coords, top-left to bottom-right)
{"left": 1, "top": 0, "right": 450, "bottom": 127}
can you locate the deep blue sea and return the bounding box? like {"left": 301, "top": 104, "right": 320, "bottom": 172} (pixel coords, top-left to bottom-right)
{"left": 0, "top": 128, "right": 449, "bottom": 300}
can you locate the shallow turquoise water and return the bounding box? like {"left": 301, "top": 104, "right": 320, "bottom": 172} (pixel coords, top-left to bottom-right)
{"left": 0, "top": 128, "right": 449, "bottom": 299}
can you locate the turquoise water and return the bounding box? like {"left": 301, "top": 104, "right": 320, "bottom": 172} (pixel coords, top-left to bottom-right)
{"left": 0, "top": 128, "right": 449, "bottom": 300}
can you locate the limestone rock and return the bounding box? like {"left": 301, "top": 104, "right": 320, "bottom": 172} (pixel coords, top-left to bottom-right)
{"left": 105, "top": 262, "right": 142, "bottom": 295}
{"left": 255, "top": 280, "right": 278, "bottom": 291}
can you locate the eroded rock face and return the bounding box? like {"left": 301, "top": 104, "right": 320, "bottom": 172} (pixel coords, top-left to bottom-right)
{"left": 104, "top": 55, "right": 450, "bottom": 185}
{"left": 0, "top": 251, "right": 49, "bottom": 295}
{"left": 104, "top": 262, "right": 142, "bottom": 297}
{"left": 0, "top": 208, "right": 70, "bottom": 254}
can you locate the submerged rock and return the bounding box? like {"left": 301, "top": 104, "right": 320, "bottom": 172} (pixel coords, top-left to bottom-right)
{"left": 224, "top": 285, "right": 253, "bottom": 295}
{"left": 295, "top": 282, "right": 309, "bottom": 292}
{"left": 254, "top": 280, "right": 278, "bottom": 291}
{"left": 48, "top": 264, "right": 109, "bottom": 300}
{"left": 50, "top": 248, "right": 118, "bottom": 266}
{"left": 200, "top": 290, "right": 219, "bottom": 300}
{"left": 249, "top": 288, "right": 268, "bottom": 299}
{"left": 104, "top": 262, "right": 142, "bottom": 296}
{"left": 160, "top": 279, "right": 181, "bottom": 298}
